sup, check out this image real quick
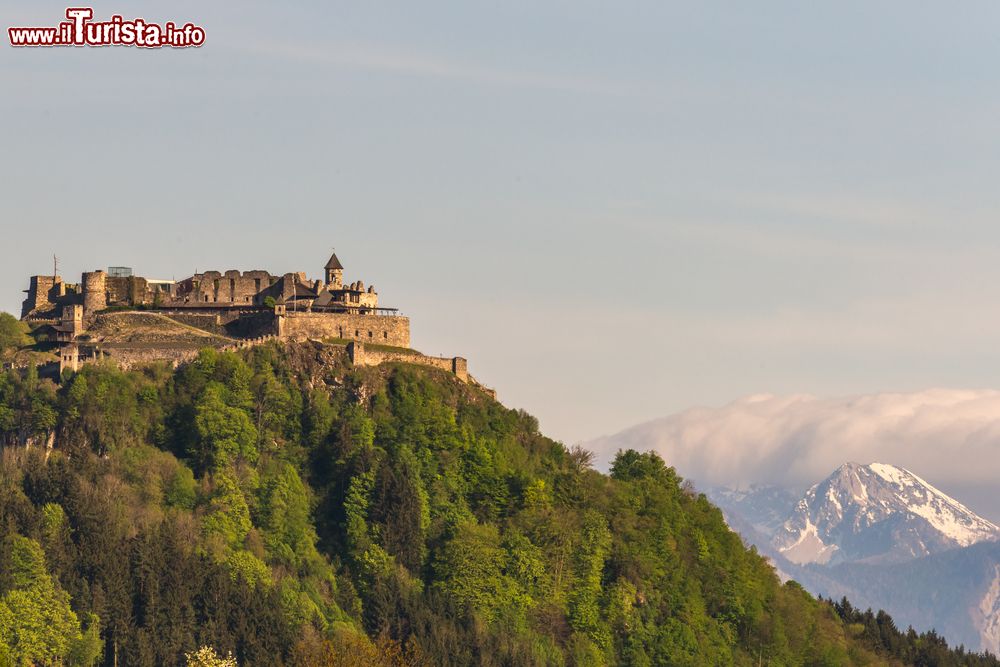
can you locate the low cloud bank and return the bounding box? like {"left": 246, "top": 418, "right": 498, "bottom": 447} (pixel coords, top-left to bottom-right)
{"left": 587, "top": 389, "right": 1000, "bottom": 516}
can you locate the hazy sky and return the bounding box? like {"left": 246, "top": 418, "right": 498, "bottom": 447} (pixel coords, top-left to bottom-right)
{"left": 6, "top": 2, "right": 1000, "bottom": 447}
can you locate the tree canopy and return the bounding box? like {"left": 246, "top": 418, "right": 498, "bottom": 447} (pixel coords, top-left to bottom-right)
{"left": 0, "top": 340, "right": 994, "bottom": 666}
{"left": 0, "top": 313, "right": 29, "bottom": 359}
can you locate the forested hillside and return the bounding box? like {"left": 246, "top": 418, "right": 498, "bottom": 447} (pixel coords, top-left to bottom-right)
{"left": 0, "top": 338, "right": 994, "bottom": 666}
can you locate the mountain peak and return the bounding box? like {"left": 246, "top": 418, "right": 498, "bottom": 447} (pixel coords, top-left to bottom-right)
{"left": 773, "top": 462, "right": 999, "bottom": 565}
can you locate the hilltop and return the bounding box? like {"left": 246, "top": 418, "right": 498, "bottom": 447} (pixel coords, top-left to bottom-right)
{"left": 9, "top": 252, "right": 489, "bottom": 397}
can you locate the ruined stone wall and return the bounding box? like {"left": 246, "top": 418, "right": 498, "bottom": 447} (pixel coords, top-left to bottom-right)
{"left": 215, "top": 270, "right": 273, "bottom": 305}
{"left": 129, "top": 277, "right": 150, "bottom": 305}
{"left": 104, "top": 276, "right": 152, "bottom": 307}
{"left": 347, "top": 341, "right": 469, "bottom": 382}
{"left": 172, "top": 270, "right": 276, "bottom": 305}
{"left": 105, "top": 333, "right": 282, "bottom": 371}
{"left": 350, "top": 345, "right": 489, "bottom": 394}
{"left": 24, "top": 271, "right": 164, "bottom": 320}
{"left": 106, "top": 276, "right": 129, "bottom": 305}
{"left": 22, "top": 276, "right": 57, "bottom": 317}
{"left": 220, "top": 335, "right": 280, "bottom": 353}
{"left": 23, "top": 278, "right": 83, "bottom": 319}
{"left": 105, "top": 346, "right": 202, "bottom": 370}
{"left": 281, "top": 312, "right": 410, "bottom": 347}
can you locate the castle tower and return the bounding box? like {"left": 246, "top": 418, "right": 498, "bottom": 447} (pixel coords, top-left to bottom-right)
{"left": 324, "top": 253, "right": 344, "bottom": 289}
{"left": 61, "top": 304, "right": 84, "bottom": 337}
{"left": 60, "top": 345, "right": 79, "bottom": 374}
{"left": 82, "top": 270, "right": 107, "bottom": 319}
{"left": 21, "top": 275, "right": 61, "bottom": 318}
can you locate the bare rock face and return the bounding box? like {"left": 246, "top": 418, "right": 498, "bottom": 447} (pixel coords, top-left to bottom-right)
{"left": 975, "top": 564, "right": 1000, "bottom": 655}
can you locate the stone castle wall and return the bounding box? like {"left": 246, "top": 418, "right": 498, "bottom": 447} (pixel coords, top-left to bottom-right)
{"left": 105, "top": 275, "right": 153, "bottom": 308}
{"left": 223, "top": 311, "right": 276, "bottom": 338}
{"left": 348, "top": 341, "right": 468, "bottom": 382}
{"left": 178, "top": 270, "right": 277, "bottom": 305}
{"left": 280, "top": 311, "right": 410, "bottom": 348}
{"left": 22, "top": 276, "right": 71, "bottom": 318}
{"left": 23, "top": 276, "right": 56, "bottom": 317}
{"left": 102, "top": 345, "right": 202, "bottom": 371}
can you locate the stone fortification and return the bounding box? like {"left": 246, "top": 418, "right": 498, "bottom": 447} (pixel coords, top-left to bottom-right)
{"left": 18, "top": 250, "right": 482, "bottom": 391}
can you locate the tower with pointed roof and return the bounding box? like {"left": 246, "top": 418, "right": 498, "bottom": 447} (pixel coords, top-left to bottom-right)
{"left": 325, "top": 252, "right": 344, "bottom": 289}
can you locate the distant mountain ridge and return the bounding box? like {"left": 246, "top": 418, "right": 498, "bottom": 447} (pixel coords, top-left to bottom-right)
{"left": 790, "top": 540, "right": 1000, "bottom": 655}
{"left": 773, "top": 462, "right": 1000, "bottom": 565}
{"left": 707, "top": 484, "right": 801, "bottom": 536}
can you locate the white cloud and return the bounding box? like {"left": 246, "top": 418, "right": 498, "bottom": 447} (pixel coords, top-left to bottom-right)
{"left": 587, "top": 389, "right": 1000, "bottom": 506}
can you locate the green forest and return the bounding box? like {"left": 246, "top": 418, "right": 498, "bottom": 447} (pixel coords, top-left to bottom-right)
{"left": 0, "top": 327, "right": 996, "bottom": 665}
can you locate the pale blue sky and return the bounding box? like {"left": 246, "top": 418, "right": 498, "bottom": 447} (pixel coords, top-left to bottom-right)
{"left": 6, "top": 1, "right": 1000, "bottom": 446}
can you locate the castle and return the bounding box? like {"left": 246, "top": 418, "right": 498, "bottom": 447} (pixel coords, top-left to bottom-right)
{"left": 18, "top": 252, "right": 485, "bottom": 391}
{"left": 22, "top": 252, "right": 408, "bottom": 346}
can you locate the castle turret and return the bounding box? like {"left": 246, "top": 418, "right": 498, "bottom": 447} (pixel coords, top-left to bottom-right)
{"left": 325, "top": 252, "right": 344, "bottom": 289}
{"left": 82, "top": 270, "right": 107, "bottom": 319}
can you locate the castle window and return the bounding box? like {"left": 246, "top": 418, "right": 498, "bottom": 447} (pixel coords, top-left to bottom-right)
{"left": 355, "top": 330, "right": 360, "bottom": 337}
{"left": 204, "top": 295, "right": 209, "bottom": 302}
{"left": 368, "top": 331, "right": 373, "bottom": 338}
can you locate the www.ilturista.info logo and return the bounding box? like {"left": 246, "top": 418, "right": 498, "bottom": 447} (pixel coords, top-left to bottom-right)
{"left": 8, "top": 8, "right": 205, "bottom": 48}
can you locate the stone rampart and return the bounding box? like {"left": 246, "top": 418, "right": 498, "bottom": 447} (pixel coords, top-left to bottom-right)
{"left": 347, "top": 342, "right": 470, "bottom": 383}
{"left": 103, "top": 346, "right": 201, "bottom": 370}
{"left": 281, "top": 311, "right": 410, "bottom": 348}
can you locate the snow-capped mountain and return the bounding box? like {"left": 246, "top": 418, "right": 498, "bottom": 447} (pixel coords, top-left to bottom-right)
{"left": 773, "top": 462, "right": 1000, "bottom": 565}
{"left": 707, "top": 462, "right": 1000, "bottom": 652}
